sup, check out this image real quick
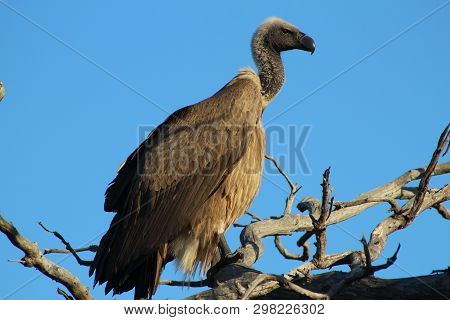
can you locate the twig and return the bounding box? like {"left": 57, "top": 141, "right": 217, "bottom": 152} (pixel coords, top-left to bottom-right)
{"left": 370, "top": 244, "right": 401, "bottom": 273}
{"left": 274, "top": 235, "right": 308, "bottom": 261}
{"left": 245, "top": 211, "right": 262, "bottom": 221}
{"left": 240, "top": 274, "right": 327, "bottom": 300}
{"left": 334, "top": 197, "right": 401, "bottom": 213}
{"left": 44, "top": 245, "right": 98, "bottom": 255}
{"left": 8, "top": 259, "right": 26, "bottom": 264}
{"left": 295, "top": 231, "right": 314, "bottom": 261}
{"left": 0, "top": 214, "right": 93, "bottom": 300}
{"left": 57, "top": 288, "right": 74, "bottom": 300}
{"left": 433, "top": 203, "right": 450, "bottom": 220}
{"left": 360, "top": 235, "right": 372, "bottom": 269}
{"left": 327, "top": 243, "right": 400, "bottom": 298}
{"left": 265, "top": 154, "right": 301, "bottom": 216}
{"left": 38, "top": 222, "right": 92, "bottom": 266}
{"left": 233, "top": 223, "right": 246, "bottom": 228}
{"left": 279, "top": 277, "right": 328, "bottom": 300}
{"left": 159, "top": 280, "right": 208, "bottom": 288}
{"left": 265, "top": 154, "right": 296, "bottom": 191}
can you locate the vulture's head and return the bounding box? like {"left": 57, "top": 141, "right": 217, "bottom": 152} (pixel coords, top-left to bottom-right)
{"left": 252, "top": 17, "right": 315, "bottom": 54}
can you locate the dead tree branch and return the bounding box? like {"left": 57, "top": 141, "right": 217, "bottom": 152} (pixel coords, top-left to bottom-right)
{"left": 326, "top": 242, "right": 401, "bottom": 298}
{"left": 57, "top": 288, "right": 74, "bottom": 300}
{"left": 265, "top": 154, "right": 301, "bottom": 216}
{"left": 38, "top": 221, "right": 92, "bottom": 266}
{"left": 240, "top": 274, "right": 328, "bottom": 300}
{"left": 433, "top": 203, "right": 450, "bottom": 219}
{"left": 274, "top": 235, "right": 308, "bottom": 261}
{"left": 1, "top": 125, "right": 448, "bottom": 300}
{"left": 245, "top": 211, "right": 262, "bottom": 221}
{"left": 194, "top": 126, "right": 449, "bottom": 300}
{"left": 261, "top": 272, "right": 450, "bottom": 300}
{"left": 159, "top": 280, "right": 208, "bottom": 288}
{"left": 0, "top": 214, "right": 93, "bottom": 300}
{"left": 232, "top": 161, "right": 448, "bottom": 269}
{"left": 403, "top": 124, "right": 449, "bottom": 223}
{"left": 44, "top": 245, "right": 98, "bottom": 255}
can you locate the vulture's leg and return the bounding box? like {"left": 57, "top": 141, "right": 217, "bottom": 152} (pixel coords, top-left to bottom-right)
{"left": 207, "top": 235, "right": 243, "bottom": 281}
{"left": 218, "top": 234, "right": 232, "bottom": 257}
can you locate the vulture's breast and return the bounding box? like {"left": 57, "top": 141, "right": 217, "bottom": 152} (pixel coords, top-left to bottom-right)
{"left": 170, "top": 121, "right": 265, "bottom": 274}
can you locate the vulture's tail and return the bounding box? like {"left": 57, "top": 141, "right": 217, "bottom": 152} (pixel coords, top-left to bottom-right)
{"left": 133, "top": 245, "right": 169, "bottom": 299}
{"left": 90, "top": 236, "right": 169, "bottom": 300}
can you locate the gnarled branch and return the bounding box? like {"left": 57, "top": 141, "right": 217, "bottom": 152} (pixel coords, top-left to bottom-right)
{"left": 0, "top": 214, "right": 93, "bottom": 300}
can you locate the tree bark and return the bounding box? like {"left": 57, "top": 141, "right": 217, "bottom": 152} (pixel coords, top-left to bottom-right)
{"left": 190, "top": 269, "right": 450, "bottom": 300}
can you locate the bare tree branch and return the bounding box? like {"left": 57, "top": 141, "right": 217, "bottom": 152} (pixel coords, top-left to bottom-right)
{"left": 44, "top": 245, "right": 98, "bottom": 255}
{"left": 233, "top": 161, "right": 449, "bottom": 270}
{"left": 327, "top": 244, "right": 401, "bottom": 298}
{"left": 1, "top": 123, "right": 448, "bottom": 300}
{"left": 245, "top": 211, "right": 262, "bottom": 221}
{"left": 274, "top": 235, "right": 308, "bottom": 261}
{"left": 264, "top": 272, "right": 450, "bottom": 300}
{"left": 38, "top": 221, "right": 92, "bottom": 267}
{"left": 159, "top": 280, "right": 208, "bottom": 288}
{"left": 240, "top": 273, "right": 328, "bottom": 300}
{"left": 310, "top": 168, "right": 333, "bottom": 267}
{"left": 57, "top": 288, "right": 74, "bottom": 300}
{"left": 402, "top": 124, "right": 449, "bottom": 223}
{"left": 0, "top": 214, "right": 93, "bottom": 300}
{"left": 367, "top": 185, "right": 449, "bottom": 261}
{"left": 265, "top": 154, "right": 297, "bottom": 192}
{"left": 194, "top": 126, "right": 449, "bottom": 300}
{"left": 433, "top": 203, "right": 450, "bottom": 219}
{"left": 265, "top": 154, "right": 301, "bottom": 216}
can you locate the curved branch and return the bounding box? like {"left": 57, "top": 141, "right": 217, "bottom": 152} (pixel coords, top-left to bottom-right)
{"left": 0, "top": 214, "right": 93, "bottom": 300}
{"left": 274, "top": 235, "right": 308, "bottom": 261}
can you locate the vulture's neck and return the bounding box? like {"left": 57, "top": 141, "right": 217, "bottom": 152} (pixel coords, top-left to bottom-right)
{"left": 252, "top": 37, "right": 285, "bottom": 107}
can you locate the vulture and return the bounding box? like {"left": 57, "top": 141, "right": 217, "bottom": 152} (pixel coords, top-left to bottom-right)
{"left": 90, "top": 17, "right": 315, "bottom": 299}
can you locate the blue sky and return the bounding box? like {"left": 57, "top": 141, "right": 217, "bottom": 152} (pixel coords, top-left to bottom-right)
{"left": 0, "top": 1, "right": 449, "bottom": 299}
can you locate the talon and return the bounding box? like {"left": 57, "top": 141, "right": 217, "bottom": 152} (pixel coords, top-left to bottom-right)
{"left": 207, "top": 251, "right": 243, "bottom": 282}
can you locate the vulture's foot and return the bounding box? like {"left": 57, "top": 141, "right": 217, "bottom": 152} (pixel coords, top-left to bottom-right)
{"left": 218, "top": 234, "right": 232, "bottom": 257}
{"left": 206, "top": 235, "right": 243, "bottom": 283}
{"left": 207, "top": 250, "right": 244, "bottom": 283}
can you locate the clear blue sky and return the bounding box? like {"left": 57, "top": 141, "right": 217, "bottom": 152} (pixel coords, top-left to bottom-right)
{"left": 0, "top": 1, "right": 449, "bottom": 299}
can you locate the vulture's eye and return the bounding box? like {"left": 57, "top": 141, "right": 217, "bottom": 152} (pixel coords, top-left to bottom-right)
{"left": 281, "top": 28, "right": 293, "bottom": 35}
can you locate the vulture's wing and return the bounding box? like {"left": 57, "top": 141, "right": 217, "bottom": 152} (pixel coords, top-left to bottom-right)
{"left": 90, "top": 74, "right": 262, "bottom": 287}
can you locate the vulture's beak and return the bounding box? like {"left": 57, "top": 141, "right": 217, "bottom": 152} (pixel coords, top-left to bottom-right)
{"left": 297, "top": 34, "right": 315, "bottom": 54}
